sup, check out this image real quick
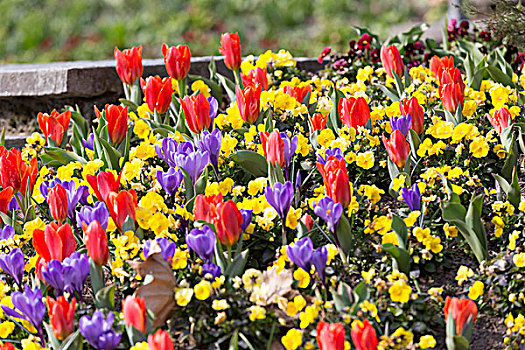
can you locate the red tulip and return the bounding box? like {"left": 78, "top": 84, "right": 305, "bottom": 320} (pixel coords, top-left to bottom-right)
{"left": 104, "top": 104, "right": 128, "bottom": 145}
{"left": 317, "top": 321, "right": 345, "bottom": 350}
{"left": 219, "top": 32, "right": 242, "bottom": 71}
{"left": 444, "top": 297, "right": 478, "bottom": 335}
{"left": 309, "top": 113, "right": 327, "bottom": 132}
{"left": 380, "top": 44, "right": 404, "bottom": 79}
{"left": 114, "top": 46, "right": 143, "bottom": 86}
{"left": 401, "top": 97, "right": 425, "bottom": 134}
{"left": 193, "top": 193, "right": 223, "bottom": 224}
{"left": 260, "top": 130, "right": 285, "bottom": 169}
{"left": 301, "top": 214, "right": 314, "bottom": 231}
{"left": 106, "top": 190, "right": 138, "bottom": 232}
{"left": 148, "top": 329, "right": 174, "bottom": 350}
{"left": 181, "top": 93, "right": 212, "bottom": 134}
{"left": 33, "top": 222, "right": 76, "bottom": 262}
{"left": 0, "top": 342, "right": 15, "bottom": 350}
{"left": 86, "top": 171, "right": 120, "bottom": 203}
{"left": 430, "top": 55, "right": 454, "bottom": 84}
{"left": 284, "top": 85, "right": 312, "bottom": 105}
{"left": 438, "top": 68, "right": 465, "bottom": 113}
{"left": 46, "top": 296, "right": 76, "bottom": 340}
{"left": 317, "top": 156, "right": 351, "bottom": 208}
{"left": 0, "top": 186, "right": 14, "bottom": 214}
{"left": 0, "top": 148, "right": 38, "bottom": 194}
{"left": 236, "top": 84, "right": 262, "bottom": 124}
{"left": 487, "top": 107, "right": 512, "bottom": 135}
{"left": 161, "top": 43, "right": 191, "bottom": 81}
{"left": 339, "top": 97, "right": 370, "bottom": 130}
{"left": 37, "top": 109, "right": 71, "bottom": 145}
{"left": 83, "top": 220, "right": 109, "bottom": 266}
{"left": 122, "top": 295, "right": 147, "bottom": 333}
{"left": 214, "top": 200, "right": 243, "bottom": 246}
{"left": 350, "top": 319, "right": 378, "bottom": 350}
{"left": 241, "top": 67, "right": 269, "bottom": 90}
{"left": 382, "top": 130, "right": 410, "bottom": 169}
{"left": 48, "top": 183, "right": 68, "bottom": 223}
{"left": 140, "top": 76, "right": 173, "bottom": 114}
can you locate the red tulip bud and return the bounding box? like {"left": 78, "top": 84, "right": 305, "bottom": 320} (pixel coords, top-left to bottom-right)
{"left": 382, "top": 130, "right": 410, "bottom": 169}
{"left": 317, "top": 321, "right": 345, "bottom": 350}
{"left": 430, "top": 55, "right": 454, "bottom": 84}
{"left": 241, "top": 67, "right": 269, "bottom": 91}
{"left": 46, "top": 296, "right": 76, "bottom": 340}
{"left": 438, "top": 68, "right": 465, "bottom": 113}
{"left": 214, "top": 200, "right": 243, "bottom": 246}
{"left": 105, "top": 104, "right": 128, "bottom": 145}
{"left": 317, "top": 156, "right": 351, "bottom": 208}
{"left": 487, "top": 107, "right": 512, "bottom": 135}
{"left": 37, "top": 109, "right": 71, "bottom": 145}
{"left": 260, "top": 130, "right": 286, "bottom": 169}
{"left": 0, "top": 148, "right": 38, "bottom": 195}
{"left": 83, "top": 220, "right": 109, "bottom": 266}
{"left": 219, "top": 33, "right": 242, "bottom": 71}
{"left": 86, "top": 171, "right": 120, "bottom": 203}
{"left": 148, "top": 329, "right": 174, "bottom": 350}
{"left": 309, "top": 113, "right": 327, "bottom": 132}
{"left": 48, "top": 184, "right": 68, "bottom": 223}
{"left": 350, "top": 319, "right": 378, "bottom": 350}
{"left": 106, "top": 190, "right": 138, "bottom": 232}
{"left": 401, "top": 97, "right": 425, "bottom": 134}
{"left": 380, "top": 44, "right": 404, "bottom": 79}
{"left": 338, "top": 97, "right": 370, "bottom": 130}
{"left": 193, "top": 193, "right": 223, "bottom": 224}
{"left": 236, "top": 84, "right": 262, "bottom": 124}
{"left": 33, "top": 222, "right": 76, "bottom": 262}
{"left": 181, "top": 93, "right": 212, "bottom": 134}
{"left": 161, "top": 43, "right": 191, "bottom": 81}
{"left": 140, "top": 76, "right": 173, "bottom": 114}
{"left": 114, "top": 46, "right": 143, "bottom": 86}
{"left": 301, "top": 214, "right": 314, "bottom": 231}
{"left": 444, "top": 296, "right": 478, "bottom": 336}
{"left": 122, "top": 295, "right": 147, "bottom": 333}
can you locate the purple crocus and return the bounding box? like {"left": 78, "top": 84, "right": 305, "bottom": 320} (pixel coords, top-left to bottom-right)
{"left": 77, "top": 201, "right": 109, "bottom": 231}
{"left": 312, "top": 246, "right": 328, "bottom": 285}
{"left": 143, "top": 237, "right": 176, "bottom": 262}
{"left": 240, "top": 209, "right": 253, "bottom": 232}
{"left": 194, "top": 128, "right": 222, "bottom": 176}
{"left": 2, "top": 285, "right": 45, "bottom": 342}
{"left": 41, "top": 179, "right": 89, "bottom": 218}
{"left": 83, "top": 133, "right": 95, "bottom": 151}
{"left": 202, "top": 261, "right": 222, "bottom": 279}
{"left": 313, "top": 196, "right": 343, "bottom": 234}
{"left": 281, "top": 132, "right": 298, "bottom": 169}
{"left": 63, "top": 253, "right": 90, "bottom": 302}
{"left": 0, "top": 225, "right": 15, "bottom": 240}
{"left": 390, "top": 114, "right": 412, "bottom": 137}
{"left": 265, "top": 181, "right": 294, "bottom": 221}
{"left": 400, "top": 183, "right": 421, "bottom": 211}
{"left": 41, "top": 259, "right": 67, "bottom": 295}
{"left": 157, "top": 168, "right": 183, "bottom": 195}
{"left": 186, "top": 226, "right": 215, "bottom": 261}
{"left": 317, "top": 147, "right": 344, "bottom": 164}
{"left": 174, "top": 143, "right": 210, "bottom": 185}
{"left": 286, "top": 236, "right": 313, "bottom": 272}
{"left": 0, "top": 248, "right": 25, "bottom": 287}
{"left": 79, "top": 310, "right": 121, "bottom": 350}
{"left": 208, "top": 96, "right": 219, "bottom": 126}
{"left": 7, "top": 197, "right": 19, "bottom": 211}
{"left": 155, "top": 138, "right": 179, "bottom": 168}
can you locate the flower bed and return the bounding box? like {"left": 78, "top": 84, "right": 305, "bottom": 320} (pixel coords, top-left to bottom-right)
{"left": 0, "top": 21, "right": 524, "bottom": 350}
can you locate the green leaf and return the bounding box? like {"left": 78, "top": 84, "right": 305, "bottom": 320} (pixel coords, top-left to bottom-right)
{"left": 408, "top": 129, "right": 421, "bottom": 159}
{"left": 225, "top": 249, "right": 249, "bottom": 278}
{"left": 95, "top": 284, "right": 115, "bottom": 310}
{"left": 216, "top": 73, "right": 237, "bottom": 102}
{"left": 391, "top": 214, "right": 408, "bottom": 249}
{"left": 41, "top": 148, "right": 87, "bottom": 168}
{"left": 96, "top": 135, "right": 122, "bottom": 171}
{"left": 465, "top": 194, "right": 487, "bottom": 251}
{"left": 382, "top": 243, "right": 411, "bottom": 274}
{"left": 44, "top": 322, "right": 61, "bottom": 350}
{"left": 180, "top": 168, "right": 194, "bottom": 204}
{"left": 374, "top": 83, "right": 400, "bottom": 102}
{"left": 500, "top": 125, "right": 514, "bottom": 152}
{"left": 229, "top": 329, "right": 239, "bottom": 350}
{"left": 69, "top": 108, "right": 89, "bottom": 138}
{"left": 122, "top": 216, "right": 136, "bottom": 234}
{"left": 387, "top": 157, "right": 400, "bottom": 181}
{"left": 493, "top": 170, "right": 521, "bottom": 209}
{"left": 125, "top": 324, "right": 146, "bottom": 345}
{"left": 230, "top": 150, "right": 268, "bottom": 178}
{"left": 331, "top": 282, "right": 353, "bottom": 311}
{"left": 336, "top": 215, "right": 353, "bottom": 256}
{"left": 326, "top": 87, "right": 344, "bottom": 134}
{"left": 486, "top": 65, "right": 514, "bottom": 87}
{"left": 119, "top": 99, "right": 140, "bottom": 111}
{"left": 59, "top": 329, "right": 83, "bottom": 350}
{"left": 351, "top": 281, "right": 369, "bottom": 309}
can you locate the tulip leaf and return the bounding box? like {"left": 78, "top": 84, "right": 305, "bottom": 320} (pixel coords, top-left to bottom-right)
{"left": 387, "top": 157, "right": 400, "bottom": 181}
{"left": 225, "top": 249, "right": 249, "bottom": 278}
{"left": 216, "top": 73, "right": 236, "bottom": 102}
{"left": 122, "top": 216, "right": 136, "bottom": 234}
{"left": 230, "top": 150, "right": 268, "bottom": 178}
{"left": 229, "top": 329, "right": 239, "bottom": 350}
{"left": 89, "top": 259, "right": 105, "bottom": 297}
{"left": 391, "top": 214, "right": 408, "bottom": 249}
{"left": 180, "top": 168, "right": 194, "bottom": 205}
{"left": 125, "top": 324, "right": 146, "bottom": 345}
{"left": 59, "top": 329, "right": 83, "bottom": 350}
{"left": 326, "top": 87, "right": 344, "bottom": 134}
{"left": 41, "top": 147, "right": 87, "bottom": 168}
{"left": 408, "top": 129, "right": 421, "bottom": 158}
{"left": 502, "top": 131, "right": 518, "bottom": 182}
{"left": 486, "top": 65, "right": 514, "bottom": 88}
{"left": 69, "top": 108, "right": 89, "bottom": 138}
{"left": 119, "top": 99, "right": 140, "bottom": 111}
{"left": 97, "top": 136, "right": 122, "bottom": 171}
{"left": 493, "top": 168, "right": 521, "bottom": 209}
{"left": 188, "top": 74, "right": 223, "bottom": 106}
{"left": 331, "top": 281, "right": 353, "bottom": 311}
{"left": 43, "top": 322, "right": 61, "bottom": 350}
{"left": 500, "top": 125, "right": 514, "bottom": 152}
{"left": 375, "top": 83, "right": 400, "bottom": 102}
{"left": 351, "top": 281, "right": 369, "bottom": 309}
{"left": 382, "top": 243, "right": 411, "bottom": 274}
{"left": 95, "top": 284, "right": 115, "bottom": 310}
{"left": 336, "top": 215, "right": 353, "bottom": 257}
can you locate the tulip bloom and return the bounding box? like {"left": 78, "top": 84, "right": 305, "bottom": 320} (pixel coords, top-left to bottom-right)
{"left": 284, "top": 85, "right": 312, "bottom": 105}
{"left": 214, "top": 200, "right": 243, "bottom": 246}
{"left": 193, "top": 193, "right": 223, "bottom": 224}
{"left": 438, "top": 68, "right": 465, "bottom": 113}
{"left": 148, "top": 329, "right": 174, "bottom": 350}
{"left": 140, "top": 76, "right": 173, "bottom": 114}
{"left": 0, "top": 187, "right": 14, "bottom": 214}
{"left": 488, "top": 107, "right": 512, "bottom": 135}
{"left": 338, "top": 97, "right": 370, "bottom": 130}
{"left": 37, "top": 109, "right": 71, "bottom": 145}
{"left": 114, "top": 46, "right": 143, "bottom": 86}
{"left": 46, "top": 296, "right": 76, "bottom": 340}
{"left": 382, "top": 130, "right": 410, "bottom": 169}
{"left": 122, "top": 295, "right": 147, "bottom": 333}
{"left": 351, "top": 319, "right": 378, "bottom": 350}
{"left": 104, "top": 104, "right": 128, "bottom": 145}
{"left": 48, "top": 184, "right": 68, "bottom": 223}
{"left": 106, "top": 190, "right": 138, "bottom": 232}
{"left": 317, "top": 321, "right": 345, "bottom": 350}
{"left": 260, "top": 130, "right": 285, "bottom": 168}
{"left": 219, "top": 32, "right": 242, "bottom": 71}
{"left": 161, "top": 43, "right": 191, "bottom": 81}
{"left": 317, "top": 156, "right": 351, "bottom": 208}
{"left": 444, "top": 296, "right": 478, "bottom": 335}
{"left": 33, "top": 222, "right": 76, "bottom": 262}
{"left": 301, "top": 213, "right": 314, "bottom": 231}
{"left": 401, "top": 97, "right": 425, "bottom": 134}
{"left": 0, "top": 148, "right": 38, "bottom": 194}
{"left": 309, "top": 113, "right": 327, "bottom": 132}
{"left": 181, "top": 93, "right": 212, "bottom": 134}
{"left": 380, "top": 44, "right": 404, "bottom": 79}
{"left": 83, "top": 220, "right": 109, "bottom": 266}
{"left": 86, "top": 171, "right": 120, "bottom": 203}
{"left": 430, "top": 55, "right": 454, "bottom": 84}
{"left": 241, "top": 67, "right": 268, "bottom": 90}
{"left": 236, "top": 84, "right": 262, "bottom": 124}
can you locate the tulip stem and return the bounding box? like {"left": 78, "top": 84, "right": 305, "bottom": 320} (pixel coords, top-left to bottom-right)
{"left": 227, "top": 245, "right": 232, "bottom": 266}
{"left": 233, "top": 70, "right": 243, "bottom": 89}
{"left": 282, "top": 222, "right": 287, "bottom": 246}
{"left": 177, "top": 79, "right": 187, "bottom": 97}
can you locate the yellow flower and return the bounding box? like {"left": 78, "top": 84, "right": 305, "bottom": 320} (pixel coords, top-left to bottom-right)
{"left": 403, "top": 211, "right": 420, "bottom": 227}
{"left": 175, "top": 288, "right": 193, "bottom": 306}
{"left": 419, "top": 335, "right": 437, "bottom": 349}
{"left": 281, "top": 329, "right": 303, "bottom": 350}
{"left": 285, "top": 295, "right": 307, "bottom": 317}
{"left": 423, "top": 236, "right": 443, "bottom": 254}
{"left": 490, "top": 85, "right": 510, "bottom": 109}
{"left": 286, "top": 207, "right": 302, "bottom": 229}
{"left": 130, "top": 342, "right": 149, "bottom": 350}
{"left": 191, "top": 80, "right": 211, "bottom": 98}
{"left": 361, "top": 268, "right": 375, "bottom": 283}
{"left": 382, "top": 231, "right": 399, "bottom": 246}
{"left": 513, "top": 253, "right": 525, "bottom": 268}
{"left": 248, "top": 305, "right": 266, "bottom": 322}
{"left": 212, "top": 299, "right": 230, "bottom": 311}
{"left": 356, "top": 151, "right": 375, "bottom": 169}
{"left": 140, "top": 191, "right": 168, "bottom": 213}
{"left": 468, "top": 281, "right": 484, "bottom": 300}
{"left": 133, "top": 119, "right": 151, "bottom": 139}
{"left": 294, "top": 268, "right": 311, "bottom": 288}
{"left": 413, "top": 227, "right": 430, "bottom": 242}
{"left": 242, "top": 268, "right": 262, "bottom": 292}
{"left": 360, "top": 300, "right": 380, "bottom": 322}
{"left": 296, "top": 134, "right": 310, "bottom": 157}
{"left": 299, "top": 305, "right": 318, "bottom": 328}
{"left": 389, "top": 280, "right": 412, "bottom": 303}
{"left": 443, "top": 223, "right": 458, "bottom": 238}
{"left": 0, "top": 321, "right": 15, "bottom": 338}
{"left": 462, "top": 100, "right": 477, "bottom": 118}
{"left": 172, "top": 249, "right": 189, "bottom": 270}
{"left": 317, "top": 129, "right": 335, "bottom": 147}
{"left": 469, "top": 136, "right": 489, "bottom": 158}
{"left": 456, "top": 266, "right": 474, "bottom": 285}
{"left": 221, "top": 134, "right": 239, "bottom": 157}
{"left": 392, "top": 175, "right": 406, "bottom": 191}
{"left": 358, "top": 185, "right": 384, "bottom": 204}
{"left": 194, "top": 280, "right": 212, "bottom": 300}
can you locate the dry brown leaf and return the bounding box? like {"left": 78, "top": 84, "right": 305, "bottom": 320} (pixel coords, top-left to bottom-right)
{"left": 129, "top": 241, "right": 177, "bottom": 328}
{"left": 252, "top": 267, "right": 293, "bottom": 305}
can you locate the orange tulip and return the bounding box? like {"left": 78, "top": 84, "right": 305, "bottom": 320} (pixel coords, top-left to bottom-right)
{"left": 444, "top": 296, "right": 478, "bottom": 335}
{"left": 33, "top": 222, "right": 76, "bottom": 262}
{"left": 339, "top": 97, "right": 370, "bottom": 130}
{"left": 382, "top": 130, "right": 410, "bottom": 169}
{"left": 106, "top": 190, "right": 138, "bottom": 232}
{"left": 380, "top": 44, "right": 404, "bottom": 79}
{"left": 0, "top": 148, "right": 38, "bottom": 194}
{"left": 430, "top": 55, "right": 454, "bottom": 84}
{"left": 114, "top": 46, "right": 143, "bottom": 86}
{"left": 37, "top": 109, "right": 71, "bottom": 145}
{"left": 401, "top": 97, "right": 425, "bottom": 134}
{"left": 46, "top": 296, "right": 76, "bottom": 340}
{"left": 438, "top": 67, "right": 465, "bottom": 113}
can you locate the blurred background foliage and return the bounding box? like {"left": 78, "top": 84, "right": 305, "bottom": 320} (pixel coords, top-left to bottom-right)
{"left": 0, "top": 0, "right": 448, "bottom": 63}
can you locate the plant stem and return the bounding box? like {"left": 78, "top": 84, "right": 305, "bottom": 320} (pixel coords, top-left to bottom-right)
{"left": 177, "top": 78, "right": 187, "bottom": 97}
{"left": 282, "top": 221, "right": 287, "bottom": 246}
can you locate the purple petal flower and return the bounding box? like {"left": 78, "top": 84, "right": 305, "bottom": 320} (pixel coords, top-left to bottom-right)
{"left": 286, "top": 236, "right": 313, "bottom": 272}
{"left": 173, "top": 142, "right": 210, "bottom": 185}
{"left": 0, "top": 225, "right": 15, "bottom": 241}
{"left": 317, "top": 148, "right": 344, "bottom": 164}
{"left": 77, "top": 201, "right": 109, "bottom": 231}
{"left": 313, "top": 196, "right": 343, "bottom": 234}
{"left": 208, "top": 96, "right": 219, "bottom": 125}
{"left": 155, "top": 138, "right": 179, "bottom": 168}
{"left": 202, "top": 261, "right": 222, "bottom": 279}
{"left": 240, "top": 209, "right": 253, "bottom": 232}
{"left": 312, "top": 246, "right": 328, "bottom": 285}
{"left": 83, "top": 134, "right": 95, "bottom": 151}
{"left": 390, "top": 113, "right": 412, "bottom": 137}
{"left": 80, "top": 310, "right": 121, "bottom": 350}
{"left": 2, "top": 285, "right": 45, "bottom": 338}
{"left": 0, "top": 248, "right": 24, "bottom": 287}
{"left": 265, "top": 181, "right": 294, "bottom": 221}
{"left": 157, "top": 168, "right": 183, "bottom": 195}
{"left": 41, "top": 179, "right": 90, "bottom": 218}
{"left": 41, "top": 259, "right": 67, "bottom": 295}
{"left": 7, "top": 197, "right": 19, "bottom": 211}
{"left": 143, "top": 237, "right": 176, "bottom": 262}
{"left": 194, "top": 128, "right": 222, "bottom": 175}
{"left": 400, "top": 183, "right": 421, "bottom": 211}
{"left": 63, "top": 253, "right": 90, "bottom": 301}
{"left": 281, "top": 132, "right": 298, "bottom": 169}
{"left": 186, "top": 226, "right": 215, "bottom": 262}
